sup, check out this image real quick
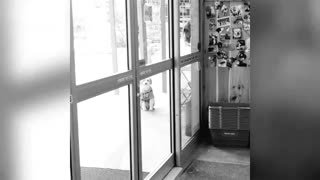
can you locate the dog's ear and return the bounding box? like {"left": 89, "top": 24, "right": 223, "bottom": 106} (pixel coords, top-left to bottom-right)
{"left": 148, "top": 78, "right": 152, "bottom": 85}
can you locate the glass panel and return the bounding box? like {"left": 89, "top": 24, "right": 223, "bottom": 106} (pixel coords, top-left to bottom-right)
{"left": 180, "top": 62, "right": 200, "bottom": 147}
{"left": 77, "top": 87, "right": 130, "bottom": 180}
{"left": 137, "top": 0, "right": 170, "bottom": 66}
{"left": 72, "top": 0, "right": 128, "bottom": 85}
{"left": 140, "top": 71, "right": 171, "bottom": 178}
{"left": 180, "top": 0, "right": 200, "bottom": 56}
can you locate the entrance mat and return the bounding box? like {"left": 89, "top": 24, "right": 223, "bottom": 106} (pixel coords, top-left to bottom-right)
{"left": 179, "top": 160, "right": 249, "bottom": 180}
{"left": 81, "top": 167, "right": 149, "bottom": 180}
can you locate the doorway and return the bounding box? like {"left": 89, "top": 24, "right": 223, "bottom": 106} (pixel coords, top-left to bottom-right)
{"left": 70, "top": 0, "right": 203, "bottom": 179}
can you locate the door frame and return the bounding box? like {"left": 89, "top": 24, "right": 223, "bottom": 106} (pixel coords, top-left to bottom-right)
{"left": 70, "top": 0, "right": 204, "bottom": 179}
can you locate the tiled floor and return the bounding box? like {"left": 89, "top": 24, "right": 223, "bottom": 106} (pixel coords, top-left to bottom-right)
{"left": 179, "top": 142, "right": 250, "bottom": 180}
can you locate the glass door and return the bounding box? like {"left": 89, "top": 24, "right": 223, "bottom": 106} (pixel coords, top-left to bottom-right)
{"left": 71, "top": 0, "right": 175, "bottom": 180}
{"left": 176, "top": 0, "right": 203, "bottom": 167}
{"left": 71, "top": 0, "right": 204, "bottom": 179}
{"left": 136, "top": 0, "right": 174, "bottom": 179}
{"left": 71, "top": 0, "right": 133, "bottom": 179}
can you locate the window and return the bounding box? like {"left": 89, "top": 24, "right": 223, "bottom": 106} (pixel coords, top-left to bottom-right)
{"left": 140, "top": 71, "right": 171, "bottom": 178}
{"left": 180, "top": 0, "right": 200, "bottom": 56}
{"left": 180, "top": 63, "right": 200, "bottom": 147}
{"left": 72, "top": 0, "right": 128, "bottom": 85}
{"left": 77, "top": 87, "right": 131, "bottom": 180}
{"left": 137, "top": 0, "right": 170, "bottom": 66}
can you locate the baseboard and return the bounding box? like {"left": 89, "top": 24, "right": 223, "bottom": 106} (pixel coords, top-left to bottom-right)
{"left": 163, "top": 167, "right": 183, "bottom": 180}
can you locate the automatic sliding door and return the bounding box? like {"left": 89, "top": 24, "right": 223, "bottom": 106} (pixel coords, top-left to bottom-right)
{"left": 179, "top": 0, "right": 201, "bottom": 150}
{"left": 72, "top": 0, "right": 176, "bottom": 179}
{"left": 136, "top": 0, "right": 174, "bottom": 179}
{"left": 136, "top": 0, "right": 169, "bottom": 65}
{"left": 139, "top": 71, "right": 172, "bottom": 179}
{"left": 180, "top": 63, "right": 200, "bottom": 147}
{"left": 71, "top": 0, "right": 132, "bottom": 179}
{"left": 180, "top": 0, "right": 200, "bottom": 56}
{"left": 72, "top": 0, "right": 128, "bottom": 85}
{"left": 77, "top": 87, "right": 131, "bottom": 180}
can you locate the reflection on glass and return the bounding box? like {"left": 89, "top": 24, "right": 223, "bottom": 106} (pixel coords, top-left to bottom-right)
{"left": 72, "top": 0, "right": 128, "bottom": 85}
{"left": 180, "top": 63, "right": 200, "bottom": 147}
{"left": 137, "top": 0, "right": 170, "bottom": 66}
{"left": 77, "top": 87, "right": 130, "bottom": 180}
{"left": 180, "top": 0, "right": 200, "bottom": 56}
{"left": 140, "top": 71, "right": 171, "bottom": 178}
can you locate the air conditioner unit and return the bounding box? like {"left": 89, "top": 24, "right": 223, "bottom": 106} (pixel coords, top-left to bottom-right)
{"left": 208, "top": 103, "right": 250, "bottom": 146}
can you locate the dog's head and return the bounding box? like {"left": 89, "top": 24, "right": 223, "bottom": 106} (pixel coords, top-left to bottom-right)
{"left": 140, "top": 78, "right": 152, "bottom": 92}
{"left": 230, "top": 6, "right": 240, "bottom": 16}
{"left": 221, "top": 5, "right": 228, "bottom": 14}
{"left": 214, "top": 1, "right": 222, "bottom": 10}
{"left": 142, "top": 78, "right": 152, "bottom": 86}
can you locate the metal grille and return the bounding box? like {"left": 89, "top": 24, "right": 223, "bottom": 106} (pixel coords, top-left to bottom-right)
{"left": 208, "top": 105, "right": 250, "bottom": 130}
{"left": 239, "top": 107, "right": 250, "bottom": 130}
{"left": 221, "top": 108, "right": 238, "bottom": 130}
{"left": 208, "top": 106, "right": 221, "bottom": 129}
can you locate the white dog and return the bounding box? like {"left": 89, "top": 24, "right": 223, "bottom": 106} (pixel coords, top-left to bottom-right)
{"left": 140, "top": 78, "right": 155, "bottom": 111}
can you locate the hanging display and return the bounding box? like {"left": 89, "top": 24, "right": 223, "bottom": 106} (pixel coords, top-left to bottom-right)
{"left": 243, "top": 22, "right": 250, "bottom": 34}
{"left": 206, "top": 6, "right": 216, "bottom": 18}
{"left": 230, "top": 5, "right": 242, "bottom": 17}
{"left": 205, "top": 0, "right": 251, "bottom": 105}
{"left": 217, "top": 2, "right": 230, "bottom": 18}
{"left": 244, "top": 2, "right": 250, "bottom": 12}
{"left": 208, "top": 54, "right": 217, "bottom": 67}
{"left": 243, "top": 14, "right": 250, "bottom": 23}
{"left": 236, "top": 40, "right": 246, "bottom": 50}
{"left": 233, "top": 16, "right": 244, "bottom": 25}
{"left": 209, "top": 34, "right": 218, "bottom": 46}
{"left": 206, "top": 0, "right": 250, "bottom": 68}
{"left": 214, "top": 1, "right": 223, "bottom": 10}
{"left": 217, "top": 17, "right": 231, "bottom": 27}
{"left": 232, "top": 28, "right": 242, "bottom": 39}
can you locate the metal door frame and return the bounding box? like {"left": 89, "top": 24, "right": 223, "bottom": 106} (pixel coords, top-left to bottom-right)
{"left": 173, "top": 0, "right": 204, "bottom": 169}
{"left": 70, "top": 0, "right": 204, "bottom": 179}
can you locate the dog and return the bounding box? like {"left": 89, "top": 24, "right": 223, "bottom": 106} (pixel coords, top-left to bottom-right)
{"left": 221, "top": 5, "right": 229, "bottom": 16}
{"left": 140, "top": 78, "right": 155, "bottom": 111}
{"left": 230, "top": 84, "right": 245, "bottom": 103}
{"left": 230, "top": 5, "right": 241, "bottom": 17}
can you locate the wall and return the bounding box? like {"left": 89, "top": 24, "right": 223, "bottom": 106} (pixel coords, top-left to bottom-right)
{"left": 202, "top": 0, "right": 250, "bottom": 130}
{"left": 252, "top": 0, "right": 320, "bottom": 179}
{"left": 0, "top": 0, "right": 71, "bottom": 180}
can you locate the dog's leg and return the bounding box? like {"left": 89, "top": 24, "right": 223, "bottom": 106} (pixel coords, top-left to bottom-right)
{"left": 149, "top": 98, "right": 155, "bottom": 111}
{"left": 141, "top": 101, "right": 147, "bottom": 111}
{"left": 146, "top": 101, "right": 150, "bottom": 111}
